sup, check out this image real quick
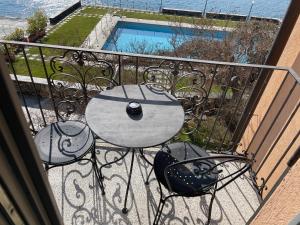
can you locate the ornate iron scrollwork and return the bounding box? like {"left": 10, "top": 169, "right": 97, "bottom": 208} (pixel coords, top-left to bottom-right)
{"left": 49, "top": 50, "right": 117, "bottom": 120}
{"left": 143, "top": 60, "right": 208, "bottom": 135}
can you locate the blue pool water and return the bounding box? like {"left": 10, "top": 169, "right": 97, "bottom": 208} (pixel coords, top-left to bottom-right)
{"left": 102, "top": 21, "right": 228, "bottom": 53}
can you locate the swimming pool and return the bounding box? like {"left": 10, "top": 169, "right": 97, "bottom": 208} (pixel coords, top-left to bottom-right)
{"left": 102, "top": 21, "right": 228, "bottom": 54}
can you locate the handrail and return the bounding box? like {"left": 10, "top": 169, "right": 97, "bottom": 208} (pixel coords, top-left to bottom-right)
{"left": 1, "top": 40, "right": 299, "bottom": 77}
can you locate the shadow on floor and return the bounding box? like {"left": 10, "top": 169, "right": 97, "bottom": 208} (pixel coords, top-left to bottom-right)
{"left": 47, "top": 143, "right": 261, "bottom": 225}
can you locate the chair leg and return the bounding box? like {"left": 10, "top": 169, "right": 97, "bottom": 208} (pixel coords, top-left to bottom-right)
{"left": 206, "top": 189, "right": 216, "bottom": 225}
{"left": 145, "top": 166, "right": 154, "bottom": 185}
{"left": 91, "top": 147, "right": 105, "bottom": 195}
{"left": 153, "top": 198, "right": 166, "bottom": 225}
{"left": 44, "top": 163, "right": 49, "bottom": 171}
{"left": 93, "top": 161, "right": 105, "bottom": 195}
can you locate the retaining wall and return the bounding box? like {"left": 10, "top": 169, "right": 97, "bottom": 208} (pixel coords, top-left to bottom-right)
{"left": 49, "top": 1, "right": 82, "bottom": 25}
{"left": 161, "top": 8, "right": 281, "bottom": 24}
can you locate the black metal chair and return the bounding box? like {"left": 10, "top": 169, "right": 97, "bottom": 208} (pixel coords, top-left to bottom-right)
{"left": 34, "top": 120, "right": 105, "bottom": 193}
{"left": 32, "top": 50, "right": 117, "bottom": 195}
{"left": 152, "top": 142, "right": 251, "bottom": 225}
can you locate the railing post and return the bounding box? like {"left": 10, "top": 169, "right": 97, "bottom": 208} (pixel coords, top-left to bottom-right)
{"left": 38, "top": 47, "right": 59, "bottom": 122}
{"left": 118, "top": 55, "right": 122, "bottom": 85}
{"left": 21, "top": 46, "right": 47, "bottom": 127}
{"left": 3, "top": 43, "right": 36, "bottom": 133}
{"left": 135, "top": 56, "right": 139, "bottom": 84}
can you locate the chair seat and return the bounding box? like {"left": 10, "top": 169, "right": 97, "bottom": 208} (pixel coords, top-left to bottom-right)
{"left": 154, "top": 142, "right": 218, "bottom": 196}
{"left": 34, "top": 120, "right": 94, "bottom": 165}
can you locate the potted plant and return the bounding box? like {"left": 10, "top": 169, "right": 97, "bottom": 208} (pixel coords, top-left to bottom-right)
{"left": 27, "top": 10, "right": 48, "bottom": 42}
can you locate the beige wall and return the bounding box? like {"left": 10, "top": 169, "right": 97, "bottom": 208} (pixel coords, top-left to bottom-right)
{"left": 244, "top": 11, "right": 300, "bottom": 225}
{"left": 239, "top": 13, "right": 300, "bottom": 197}
{"left": 250, "top": 159, "right": 300, "bottom": 225}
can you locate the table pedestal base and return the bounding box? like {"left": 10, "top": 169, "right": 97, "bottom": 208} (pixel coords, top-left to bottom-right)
{"left": 99, "top": 147, "right": 153, "bottom": 214}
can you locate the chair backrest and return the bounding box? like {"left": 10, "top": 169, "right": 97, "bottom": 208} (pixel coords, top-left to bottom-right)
{"left": 165, "top": 154, "right": 251, "bottom": 194}
{"left": 47, "top": 50, "right": 117, "bottom": 121}
{"left": 143, "top": 60, "right": 208, "bottom": 135}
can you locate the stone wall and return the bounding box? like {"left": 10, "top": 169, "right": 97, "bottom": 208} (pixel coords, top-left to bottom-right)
{"left": 11, "top": 75, "right": 50, "bottom": 98}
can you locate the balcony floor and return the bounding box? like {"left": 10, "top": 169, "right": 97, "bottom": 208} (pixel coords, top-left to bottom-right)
{"left": 46, "top": 141, "right": 261, "bottom": 225}
{"left": 21, "top": 96, "right": 261, "bottom": 224}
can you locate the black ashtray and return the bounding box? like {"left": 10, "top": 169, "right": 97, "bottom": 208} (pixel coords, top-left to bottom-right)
{"left": 126, "top": 101, "right": 142, "bottom": 116}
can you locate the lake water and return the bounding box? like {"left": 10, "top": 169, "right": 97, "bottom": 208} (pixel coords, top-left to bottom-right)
{"left": 0, "top": 0, "right": 291, "bottom": 19}
{"left": 0, "top": 0, "right": 78, "bottom": 19}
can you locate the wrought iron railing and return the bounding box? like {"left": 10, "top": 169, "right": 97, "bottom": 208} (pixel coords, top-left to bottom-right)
{"left": 0, "top": 40, "right": 299, "bottom": 202}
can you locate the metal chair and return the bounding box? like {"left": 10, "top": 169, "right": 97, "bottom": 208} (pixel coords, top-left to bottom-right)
{"left": 34, "top": 120, "right": 105, "bottom": 193}
{"left": 152, "top": 142, "right": 251, "bottom": 225}
{"left": 32, "top": 49, "right": 117, "bottom": 195}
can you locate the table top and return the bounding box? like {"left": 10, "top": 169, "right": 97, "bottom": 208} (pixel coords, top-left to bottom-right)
{"left": 85, "top": 85, "right": 184, "bottom": 148}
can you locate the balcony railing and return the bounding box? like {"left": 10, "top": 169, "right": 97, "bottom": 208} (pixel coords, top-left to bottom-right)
{"left": 1, "top": 40, "right": 299, "bottom": 222}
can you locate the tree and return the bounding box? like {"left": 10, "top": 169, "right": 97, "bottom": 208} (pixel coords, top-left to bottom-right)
{"left": 231, "top": 20, "right": 278, "bottom": 64}
{"left": 148, "top": 18, "right": 278, "bottom": 65}
{"left": 148, "top": 18, "right": 280, "bottom": 148}
{"left": 27, "top": 10, "right": 48, "bottom": 37}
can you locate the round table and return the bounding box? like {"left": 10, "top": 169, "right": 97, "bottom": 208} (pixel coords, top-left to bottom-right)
{"left": 85, "top": 84, "right": 184, "bottom": 213}
{"left": 85, "top": 84, "right": 184, "bottom": 148}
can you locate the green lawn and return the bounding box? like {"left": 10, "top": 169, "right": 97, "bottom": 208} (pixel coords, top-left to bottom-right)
{"left": 29, "top": 15, "right": 102, "bottom": 56}
{"left": 44, "top": 16, "right": 100, "bottom": 46}
{"left": 12, "top": 58, "right": 50, "bottom": 78}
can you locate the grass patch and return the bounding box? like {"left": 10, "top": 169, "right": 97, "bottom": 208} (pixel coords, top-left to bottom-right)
{"left": 29, "top": 15, "right": 102, "bottom": 56}
{"left": 12, "top": 58, "right": 49, "bottom": 78}
{"left": 177, "top": 116, "right": 232, "bottom": 151}
{"left": 79, "top": 7, "right": 109, "bottom": 15}
{"left": 119, "top": 11, "right": 174, "bottom": 21}
{"left": 44, "top": 16, "right": 100, "bottom": 46}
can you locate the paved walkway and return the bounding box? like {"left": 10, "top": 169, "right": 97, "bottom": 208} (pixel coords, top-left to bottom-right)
{"left": 0, "top": 18, "right": 27, "bottom": 38}
{"left": 82, "top": 13, "right": 120, "bottom": 49}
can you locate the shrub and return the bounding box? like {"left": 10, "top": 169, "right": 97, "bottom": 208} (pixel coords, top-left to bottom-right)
{"left": 27, "top": 10, "right": 48, "bottom": 36}
{"left": 0, "top": 44, "right": 16, "bottom": 61}
{"left": 4, "top": 28, "right": 25, "bottom": 41}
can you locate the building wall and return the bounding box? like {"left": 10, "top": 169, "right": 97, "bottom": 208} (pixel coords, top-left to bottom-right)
{"left": 239, "top": 13, "right": 300, "bottom": 197}
{"left": 242, "top": 11, "right": 300, "bottom": 225}
{"left": 250, "top": 160, "right": 300, "bottom": 225}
